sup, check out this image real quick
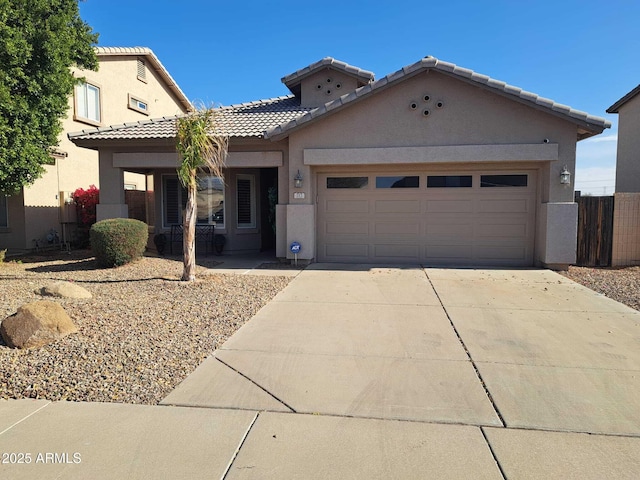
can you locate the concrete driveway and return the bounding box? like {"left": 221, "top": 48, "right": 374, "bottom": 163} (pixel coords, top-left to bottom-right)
{"left": 2, "top": 264, "right": 639, "bottom": 479}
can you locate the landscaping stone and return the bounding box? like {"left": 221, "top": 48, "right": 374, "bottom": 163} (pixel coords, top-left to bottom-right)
{"left": 39, "top": 281, "right": 92, "bottom": 299}
{"left": 1, "top": 301, "right": 78, "bottom": 349}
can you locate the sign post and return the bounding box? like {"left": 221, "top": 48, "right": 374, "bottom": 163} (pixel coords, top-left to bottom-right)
{"left": 289, "top": 241, "right": 301, "bottom": 267}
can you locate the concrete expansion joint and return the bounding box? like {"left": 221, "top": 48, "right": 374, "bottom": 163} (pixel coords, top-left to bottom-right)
{"left": 480, "top": 427, "right": 508, "bottom": 480}
{"left": 0, "top": 401, "right": 51, "bottom": 436}
{"left": 474, "top": 360, "right": 640, "bottom": 373}
{"left": 422, "top": 269, "right": 507, "bottom": 428}
{"left": 215, "top": 357, "right": 296, "bottom": 413}
{"left": 220, "top": 411, "right": 259, "bottom": 480}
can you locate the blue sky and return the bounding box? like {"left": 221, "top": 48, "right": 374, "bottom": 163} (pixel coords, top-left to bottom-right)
{"left": 79, "top": 0, "right": 640, "bottom": 195}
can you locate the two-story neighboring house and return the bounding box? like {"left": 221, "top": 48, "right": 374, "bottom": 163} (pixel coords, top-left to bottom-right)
{"left": 0, "top": 47, "right": 192, "bottom": 252}
{"left": 607, "top": 84, "right": 640, "bottom": 266}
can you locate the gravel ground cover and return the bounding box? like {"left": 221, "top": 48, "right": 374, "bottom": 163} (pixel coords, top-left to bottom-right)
{"left": 560, "top": 265, "right": 640, "bottom": 312}
{"left": 0, "top": 250, "right": 291, "bottom": 404}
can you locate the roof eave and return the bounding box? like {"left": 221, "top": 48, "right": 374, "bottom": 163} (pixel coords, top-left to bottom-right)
{"left": 606, "top": 84, "right": 640, "bottom": 114}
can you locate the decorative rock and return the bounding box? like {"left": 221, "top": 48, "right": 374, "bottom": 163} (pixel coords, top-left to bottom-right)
{"left": 39, "top": 281, "right": 92, "bottom": 299}
{"left": 0, "top": 301, "right": 78, "bottom": 349}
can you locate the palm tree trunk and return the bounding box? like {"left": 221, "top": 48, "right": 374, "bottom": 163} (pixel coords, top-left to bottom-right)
{"left": 182, "top": 178, "right": 197, "bottom": 281}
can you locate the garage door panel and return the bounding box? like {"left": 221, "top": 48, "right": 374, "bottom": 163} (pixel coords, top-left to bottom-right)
{"left": 479, "top": 199, "right": 529, "bottom": 213}
{"left": 326, "top": 199, "right": 369, "bottom": 213}
{"left": 374, "top": 200, "right": 421, "bottom": 213}
{"left": 475, "top": 245, "right": 527, "bottom": 260}
{"left": 325, "top": 244, "right": 369, "bottom": 258}
{"left": 374, "top": 244, "right": 421, "bottom": 259}
{"left": 374, "top": 222, "right": 420, "bottom": 235}
{"left": 476, "top": 223, "right": 527, "bottom": 238}
{"left": 426, "top": 200, "right": 474, "bottom": 213}
{"left": 318, "top": 171, "right": 536, "bottom": 266}
{"left": 426, "top": 245, "right": 473, "bottom": 259}
{"left": 326, "top": 222, "right": 369, "bottom": 235}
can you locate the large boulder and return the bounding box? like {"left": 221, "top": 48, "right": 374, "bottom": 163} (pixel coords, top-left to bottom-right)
{"left": 0, "top": 301, "right": 78, "bottom": 349}
{"left": 39, "top": 281, "right": 92, "bottom": 299}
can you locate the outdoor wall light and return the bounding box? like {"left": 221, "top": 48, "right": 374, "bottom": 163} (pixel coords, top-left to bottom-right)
{"left": 294, "top": 170, "right": 303, "bottom": 188}
{"left": 560, "top": 166, "right": 571, "bottom": 185}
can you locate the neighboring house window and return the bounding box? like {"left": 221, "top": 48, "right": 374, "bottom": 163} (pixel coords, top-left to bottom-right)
{"left": 236, "top": 174, "right": 256, "bottom": 228}
{"left": 162, "top": 175, "right": 224, "bottom": 229}
{"left": 137, "top": 58, "right": 147, "bottom": 82}
{"left": 128, "top": 94, "right": 149, "bottom": 115}
{"left": 0, "top": 196, "right": 8, "bottom": 227}
{"left": 75, "top": 81, "right": 101, "bottom": 124}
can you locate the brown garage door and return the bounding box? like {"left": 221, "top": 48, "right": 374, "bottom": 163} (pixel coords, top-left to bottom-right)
{"left": 317, "top": 170, "right": 536, "bottom": 266}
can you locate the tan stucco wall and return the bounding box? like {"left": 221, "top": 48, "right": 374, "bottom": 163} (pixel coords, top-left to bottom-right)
{"left": 286, "top": 70, "right": 580, "bottom": 264}
{"left": 614, "top": 94, "right": 640, "bottom": 193}
{"left": 3, "top": 55, "right": 189, "bottom": 250}
{"left": 300, "top": 70, "right": 361, "bottom": 108}
{"left": 612, "top": 192, "right": 640, "bottom": 266}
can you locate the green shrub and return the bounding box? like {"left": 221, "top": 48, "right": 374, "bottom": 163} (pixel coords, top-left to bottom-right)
{"left": 90, "top": 219, "right": 148, "bottom": 267}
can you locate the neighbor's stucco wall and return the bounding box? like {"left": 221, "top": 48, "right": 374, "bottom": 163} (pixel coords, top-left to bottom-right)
{"left": 612, "top": 192, "right": 640, "bottom": 266}
{"left": 614, "top": 94, "right": 640, "bottom": 193}
{"left": 0, "top": 191, "right": 27, "bottom": 250}
{"left": 285, "top": 69, "right": 579, "bottom": 263}
{"left": 7, "top": 55, "right": 189, "bottom": 250}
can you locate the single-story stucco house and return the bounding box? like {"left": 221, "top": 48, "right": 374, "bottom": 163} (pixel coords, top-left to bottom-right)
{"left": 69, "top": 55, "right": 610, "bottom": 268}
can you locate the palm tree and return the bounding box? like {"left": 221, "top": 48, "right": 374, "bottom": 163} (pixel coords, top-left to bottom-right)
{"left": 176, "top": 107, "right": 228, "bottom": 281}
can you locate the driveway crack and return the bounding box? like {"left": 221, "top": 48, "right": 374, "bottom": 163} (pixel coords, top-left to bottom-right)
{"left": 422, "top": 268, "right": 507, "bottom": 428}
{"left": 215, "top": 357, "right": 296, "bottom": 413}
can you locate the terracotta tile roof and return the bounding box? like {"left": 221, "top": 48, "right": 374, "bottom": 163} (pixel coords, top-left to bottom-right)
{"left": 68, "top": 96, "right": 310, "bottom": 141}
{"left": 266, "top": 56, "right": 611, "bottom": 141}
{"left": 282, "top": 57, "right": 375, "bottom": 94}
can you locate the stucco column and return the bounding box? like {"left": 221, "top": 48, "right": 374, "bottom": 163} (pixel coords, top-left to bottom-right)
{"left": 539, "top": 202, "right": 578, "bottom": 268}
{"left": 96, "top": 150, "right": 128, "bottom": 221}
{"left": 286, "top": 204, "right": 315, "bottom": 261}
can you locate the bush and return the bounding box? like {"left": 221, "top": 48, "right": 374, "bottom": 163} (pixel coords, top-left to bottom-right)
{"left": 90, "top": 219, "right": 148, "bottom": 267}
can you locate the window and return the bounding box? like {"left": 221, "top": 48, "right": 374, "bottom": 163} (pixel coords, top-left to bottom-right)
{"left": 427, "top": 175, "right": 472, "bottom": 188}
{"left": 137, "top": 58, "right": 147, "bottom": 82}
{"left": 327, "top": 177, "right": 368, "bottom": 189}
{"left": 481, "top": 175, "right": 528, "bottom": 187}
{"left": 162, "top": 175, "right": 224, "bottom": 228}
{"left": 376, "top": 176, "right": 419, "bottom": 188}
{"left": 236, "top": 174, "right": 256, "bottom": 228}
{"left": 0, "top": 196, "right": 8, "bottom": 228}
{"left": 75, "top": 81, "right": 101, "bottom": 124}
{"left": 128, "top": 94, "right": 149, "bottom": 115}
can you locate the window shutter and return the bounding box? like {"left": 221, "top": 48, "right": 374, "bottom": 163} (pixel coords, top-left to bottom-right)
{"left": 237, "top": 178, "right": 252, "bottom": 226}
{"left": 165, "top": 178, "right": 179, "bottom": 225}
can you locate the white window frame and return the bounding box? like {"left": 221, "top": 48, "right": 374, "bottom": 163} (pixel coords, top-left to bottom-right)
{"left": 128, "top": 94, "right": 149, "bottom": 116}
{"left": 162, "top": 174, "right": 225, "bottom": 229}
{"left": 74, "top": 81, "right": 102, "bottom": 125}
{"left": 0, "top": 195, "right": 8, "bottom": 228}
{"left": 236, "top": 174, "right": 256, "bottom": 229}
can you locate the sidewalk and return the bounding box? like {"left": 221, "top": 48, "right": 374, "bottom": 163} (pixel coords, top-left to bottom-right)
{"left": 1, "top": 264, "right": 639, "bottom": 479}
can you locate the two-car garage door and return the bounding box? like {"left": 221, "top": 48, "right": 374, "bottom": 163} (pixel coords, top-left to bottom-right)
{"left": 317, "top": 170, "right": 537, "bottom": 266}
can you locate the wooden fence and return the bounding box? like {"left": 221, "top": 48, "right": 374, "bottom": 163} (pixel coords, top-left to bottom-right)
{"left": 575, "top": 194, "right": 614, "bottom": 267}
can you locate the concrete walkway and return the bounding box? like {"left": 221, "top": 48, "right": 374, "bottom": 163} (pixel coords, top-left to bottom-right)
{"left": 1, "top": 264, "right": 640, "bottom": 479}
